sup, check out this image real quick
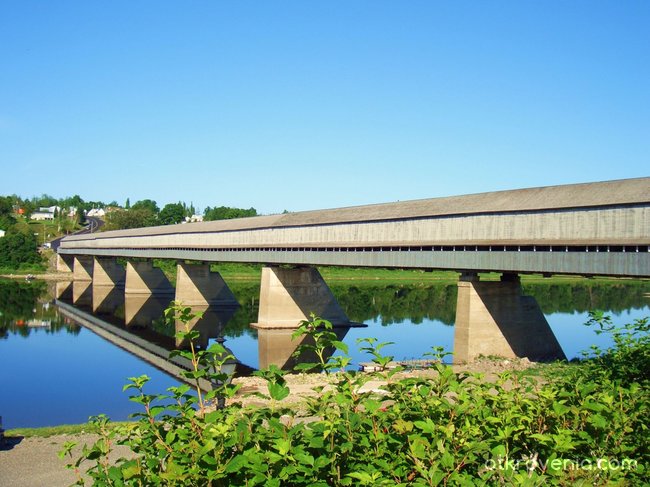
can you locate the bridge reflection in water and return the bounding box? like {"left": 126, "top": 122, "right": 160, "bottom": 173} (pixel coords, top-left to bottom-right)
{"left": 55, "top": 280, "right": 357, "bottom": 379}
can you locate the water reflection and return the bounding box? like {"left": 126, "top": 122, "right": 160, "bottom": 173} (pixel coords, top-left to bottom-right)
{"left": 0, "top": 280, "right": 78, "bottom": 338}
{"left": 1, "top": 277, "right": 649, "bottom": 428}
{"left": 124, "top": 294, "right": 172, "bottom": 329}
{"left": 257, "top": 326, "right": 352, "bottom": 370}
{"left": 93, "top": 285, "right": 123, "bottom": 314}
{"left": 175, "top": 305, "right": 239, "bottom": 349}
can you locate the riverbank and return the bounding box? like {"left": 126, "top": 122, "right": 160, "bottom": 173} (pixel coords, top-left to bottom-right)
{"left": 0, "top": 272, "right": 75, "bottom": 282}
{"left": 0, "top": 358, "right": 562, "bottom": 487}
{"left": 2, "top": 266, "right": 640, "bottom": 285}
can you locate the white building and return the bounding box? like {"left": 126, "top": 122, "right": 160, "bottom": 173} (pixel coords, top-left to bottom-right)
{"left": 86, "top": 208, "right": 106, "bottom": 217}
{"left": 31, "top": 210, "right": 55, "bottom": 221}
{"left": 183, "top": 214, "right": 204, "bottom": 223}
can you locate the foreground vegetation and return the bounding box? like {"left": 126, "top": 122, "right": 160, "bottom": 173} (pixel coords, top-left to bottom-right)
{"left": 59, "top": 305, "right": 648, "bottom": 485}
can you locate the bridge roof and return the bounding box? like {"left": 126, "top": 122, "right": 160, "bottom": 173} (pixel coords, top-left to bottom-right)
{"left": 66, "top": 177, "right": 649, "bottom": 240}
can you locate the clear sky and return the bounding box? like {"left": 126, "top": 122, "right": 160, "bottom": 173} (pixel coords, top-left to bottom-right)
{"left": 1, "top": 1, "right": 648, "bottom": 214}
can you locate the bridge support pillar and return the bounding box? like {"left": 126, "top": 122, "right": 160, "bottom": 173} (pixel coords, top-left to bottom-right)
{"left": 73, "top": 256, "right": 94, "bottom": 281}
{"left": 175, "top": 263, "right": 238, "bottom": 306}
{"left": 454, "top": 273, "right": 566, "bottom": 363}
{"left": 57, "top": 254, "right": 74, "bottom": 273}
{"left": 125, "top": 261, "right": 175, "bottom": 296}
{"left": 93, "top": 257, "right": 126, "bottom": 286}
{"left": 253, "top": 266, "right": 349, "bottom": 329}
{"left": 93, "top": 258, "right": 125, "bottom": 287}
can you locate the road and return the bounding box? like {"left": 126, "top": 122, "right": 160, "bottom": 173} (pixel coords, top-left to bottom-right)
{"left": 49, "top": 217, "right": 104, "bottom": 252}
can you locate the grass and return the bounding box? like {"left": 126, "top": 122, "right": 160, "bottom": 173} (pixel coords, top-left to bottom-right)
{"left": 6, "top": 421, "right": 133, "bottom": 438}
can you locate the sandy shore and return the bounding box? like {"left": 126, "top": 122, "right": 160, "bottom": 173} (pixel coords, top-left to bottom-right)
{"left": 0, "top": 272, "right": 73, "bottom": 282}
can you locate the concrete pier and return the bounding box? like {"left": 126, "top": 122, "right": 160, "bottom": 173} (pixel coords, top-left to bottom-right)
{"left": 56, "top": 254, "right": 74, "bottom": 273}
{"left": 125, "top": 261, "right": 174, "bottom": 295}
{"left": 454, "top": 273, "right": 566, "bottom": 363}
{"left": 93, "top": 257, "right": 125, "bottom": 287}
{"left": 253, "top": 266, "right": 349, "bottom": 329}
{"left": 175, "top": 263, "right": 238, "bottom": 306}
{"left": 73, "top": 256, "right": 94, "bottom": 281}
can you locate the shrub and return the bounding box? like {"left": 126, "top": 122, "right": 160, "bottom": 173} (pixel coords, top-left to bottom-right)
{"left": 61, "top": 308, "right": 648, "bottom": 485}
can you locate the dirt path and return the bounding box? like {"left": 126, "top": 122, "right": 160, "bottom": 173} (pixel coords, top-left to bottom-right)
{"left": 0, "top": 433, "right": 132, "bottom": 487}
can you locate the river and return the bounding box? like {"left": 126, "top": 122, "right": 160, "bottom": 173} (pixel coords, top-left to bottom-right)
{"left": 0, "top": 277, "right": 648, "bottom": 428}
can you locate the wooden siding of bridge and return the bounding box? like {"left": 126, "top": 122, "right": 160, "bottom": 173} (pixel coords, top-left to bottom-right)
{"left": 60, "top": 206, "right": 649, "bottom": 250}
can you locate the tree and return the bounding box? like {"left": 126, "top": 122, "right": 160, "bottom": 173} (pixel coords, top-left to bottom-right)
{"left": 0, "top": 229, "right": 41, "bottom": 268}
{"left": 203, "top": 206, "right": 257, "bottom": 221}
{"left": 159, "top": 203, "right": 186, "bottom": 225}
{"left": 0, "top": 196, "right": 16, "bottom": 230}
{"left": 125, "top": 198, "right": 131, "bottom": 209}
{"left": 104, "top": 208, "right": 158, "bottom": 230}
{"left": 0, "top": 196, "right": 13, "bottom": 216}
{"left": 131, "top": 199, "right": 159, "bottom": 214}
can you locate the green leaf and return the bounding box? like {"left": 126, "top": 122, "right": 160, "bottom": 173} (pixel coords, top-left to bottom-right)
{"left": 121, "top": 460, "right": 141, "bottom": 480}
{"left": 225, "top": 455, "right": 248, "bottom": 473}
{"left": 108, "top": 466, "right": 123, "bottom": 482}
{"left": 268, "top": 382, "right": 290, "bottom": 401}
{"left": 331, "top": 340, "right": 349, "bottom": 354}
{"left": 274, "top": 438, "right": 291, "bottom": 456}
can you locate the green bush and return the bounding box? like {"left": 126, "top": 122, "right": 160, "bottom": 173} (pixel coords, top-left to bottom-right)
{"left": 62, "top": 307, "right": 648, "bottom": 485}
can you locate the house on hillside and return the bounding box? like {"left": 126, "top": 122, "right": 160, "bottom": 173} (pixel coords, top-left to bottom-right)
{"left": 86, "top": 208, "right": 106, "bottom": 217}
{"left": 31, "top": 207, "right": 57, "bottom": 221}
{"left": 183, "top": 214, "right": 204, "bottom": 223}
{"left": 0, "top": 229, "right": 5, "bottom": 238}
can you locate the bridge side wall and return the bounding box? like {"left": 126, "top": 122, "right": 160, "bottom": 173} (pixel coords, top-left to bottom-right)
{"left": 59, "top": 207, "right": 649, "bottom": 249}
{"left": 57, "top": 254, "right": 74, "bottom": 273}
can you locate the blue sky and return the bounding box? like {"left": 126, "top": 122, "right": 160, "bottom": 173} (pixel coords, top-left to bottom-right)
{"left": 1, "top": 1, "right": 648, "bottom": 214}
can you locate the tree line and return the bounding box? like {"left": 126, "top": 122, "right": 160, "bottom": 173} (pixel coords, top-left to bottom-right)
{"left": 0, "top": 191, "right": 262, "bottom": 268}
{"left": 106, "top": 200, "right": 258, "bottom": 230}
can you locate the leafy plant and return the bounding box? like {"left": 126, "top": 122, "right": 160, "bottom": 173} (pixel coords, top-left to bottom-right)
{"left": 64, "top": 310, "right": 649, "bottom": 485}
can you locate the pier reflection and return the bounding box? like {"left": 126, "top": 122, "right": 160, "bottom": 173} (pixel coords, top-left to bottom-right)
{"left": 54, "top": 281, "right": 358, "bottom": 373}
{"left": 125, "top": 294, "right": 172, "bottom": 329}
{"left": 175, "top": 305, "right": 239, "bottom": 349}
{"left": 72, "top": 280, "right": 92, "bottom": 308}
{"left": 93, "top": 285, "right": 124, "bottom": 314}
{"left": 257, "top": 326, "right": 352, "bottom": 370}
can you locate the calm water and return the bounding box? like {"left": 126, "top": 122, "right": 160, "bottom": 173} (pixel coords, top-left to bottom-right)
{"left": 0, "top": 278, "right": 648, "bottom": 428}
